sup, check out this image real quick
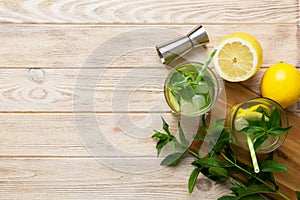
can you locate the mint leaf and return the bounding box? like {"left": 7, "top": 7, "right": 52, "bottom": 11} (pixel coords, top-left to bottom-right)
{"left": 188, "top": 167, "right": 201, "bottom": 194}
{"left": 209, "top": 166, "right": 228, "bottom": 177}
{"left": 161, "top": 117, "right": 171, "bottom": 135}
{"left": 156, "top": 139, "right": 169, "bottom": 156}
{"left": 246, "top": 119, "right": 262, "bottom": 127}
{"left": 268, "top": 108, "right": 281, "bottom": 128}
{"left": 253, "top": 131, "right": 267, "bottom": 140}
{"left": 237, "top": 185, "right": 276, "bottom": 199}
{"left": 179, "top": 84, "right": 195, "bottom": 101}
{"left": 218, "top": 196, "right": 236, "bottom": 200}
{"left": 259, "top": 114, "right": 267, "bottom": 129}
{"left": 253, "top": 135, "right": 268, "bottom": 150}
{"left": 256, "top": 106, "right": 270, "bottom": 117}
{"left": 208, "top": 124, "right": 225, "bottom": 136}
{"left": 203, "top": 75, "right": 215, "bottom": 88}
{"left": 260, "top": 160, "right": 288, "bottom": 172}
{"left": 213, "top": 128, "right": 230, "bottom": 154}
{"left": 152, "top": 130, "right": 167, "bottom": 140}
{"left": 230, "top": 184, "right": 245, "bottom": 196}
{"left": 296, "top": 191, "right": 300, "bottom": 200}
{"left": 192, "top": 157, "right": 222, "bottom": 168}
{"left": 259, "top": 152, "right": 279, "bottom": 190}
{"left": 169, "top": 70, "right": 185, "bottom": 85}
{"left": 241, "top": 126, "right": 264, "bottom": 134}
{"left": 239, "top": 194, "right": 265, "bottom": 200}
{"left": 170, "top": 89, "right": 181, "bottom": 105}
{"left": 226, "top": 143, "right": 237, "bottom": 163}
{"left": 169, "top": 140, "right": 176, "bottom": 151}
{"left": 269, "top": 172, "right": 279, "bottom": 190}
{"left": 201, "top": 114, "right": 207, "bottom": 132}
{"left": 160, "top": 152, "right": 186, "bottom": 166}
{"left": 152, "top": 130, "right": 175, "bottom": 156}
{"left": 194, "top": 133, "right": 205, "bottom": 140}
{"left": 178, "top": 121, "right": 189, "bottom": 148}
{"left": 267, "top": 126, "right": 292, "bottom": 136}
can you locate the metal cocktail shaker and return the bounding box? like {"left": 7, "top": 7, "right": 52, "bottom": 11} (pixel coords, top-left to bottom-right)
{"left": 156, "top": 25, "right": 209, "bottom": 65}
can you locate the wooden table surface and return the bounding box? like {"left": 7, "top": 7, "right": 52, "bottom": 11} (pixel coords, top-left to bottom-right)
{"left": 0, "top": 1, "right": 299, "bottom": 199}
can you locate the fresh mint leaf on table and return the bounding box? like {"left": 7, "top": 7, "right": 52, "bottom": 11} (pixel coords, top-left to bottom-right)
{"left": 296, "top": 191, "right": 300, "bottom": 200}
{"left": 152, "top": 117, "right": 190, "bottom": 165}
{"left": 152, "top": 115, "right": 293, "bottom": 200}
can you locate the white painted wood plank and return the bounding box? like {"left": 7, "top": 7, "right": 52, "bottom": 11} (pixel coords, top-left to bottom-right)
{"left": 0, "top": 68, "right": 298, "bottom": 113}
{"left": 0, "top": 157, "right": 231, "bottom": 199}
{"left": 0, "top": 2, "right": 298, "bottom": 198}
{"left": 0, "top": 0, "right": 298, "bottom": 24}
{"left": 0, "top": 113, "right": 186, "bottom": 156}
{"left": 0, "top": 109, "right": 298, "bottom": 157}
{"left": 0, "top": 68, "right": 168, "bottom": 112}
{"left": 0, "top": 25, "right": 298, "bottom": 69}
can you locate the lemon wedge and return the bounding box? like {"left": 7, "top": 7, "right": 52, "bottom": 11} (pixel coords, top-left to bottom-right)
{"left": 236, "top": 104, "right": 270, "bottom": 119}
{"left": 235, "top": 111, "right": 264, "bottom": 131}
{"left": 234, "top": 103, "right": 271, "bottom": 131}
{"left": 236, "top": 111, "right": 264, "bottom": 120}
{"left": 213, "top": 32, "right": 262, "bottom": 82}
{"left": 168, "top": 92, "right": 180, "bottom": 112}
{"left": 247, "top": 104, "right": 270, "bottom": 113}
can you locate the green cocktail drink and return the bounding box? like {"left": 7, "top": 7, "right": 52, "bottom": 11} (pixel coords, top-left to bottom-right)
{"left": 230, "top": 97, "right": 290, "bottom": 154}
{"left": 164, "top": 62, "right": 219, "bottom": 116}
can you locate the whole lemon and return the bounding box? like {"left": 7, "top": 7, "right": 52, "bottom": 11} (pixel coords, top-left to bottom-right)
{"left": 261, "top": 62, "right": 300, "bottom": 108}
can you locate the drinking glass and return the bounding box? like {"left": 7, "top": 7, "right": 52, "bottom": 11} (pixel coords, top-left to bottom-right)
{"left": 229, "top": 97, "right": 288, "bottom": 154}
{"left": 164, "top": 62, "right": 219, "bottom": 116}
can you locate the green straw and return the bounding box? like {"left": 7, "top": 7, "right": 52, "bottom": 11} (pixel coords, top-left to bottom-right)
{"left": 247, "top": 134, "right": 260, "bottom": 173}
{"left": 199, "top": 48, "right": 217, "bottom": 74}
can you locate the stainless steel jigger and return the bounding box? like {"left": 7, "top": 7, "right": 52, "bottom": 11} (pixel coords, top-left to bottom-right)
{"left": 156, "top": 25, "right": 209, "bottom": 65}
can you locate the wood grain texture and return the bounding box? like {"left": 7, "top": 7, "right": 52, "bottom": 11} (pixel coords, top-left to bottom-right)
{"left": 0, "top": 68, "right": 168, "bottom": 112}
{"left": 0, "top": 1, "right": 299, "bottom": 199}
{"left": 0, "top": 0, "right": 298, "bottom": 24}
{"left": 0, "top": 68, "right": 298, "bottom": 113}
{"left": 0, "top": 158, "right": 231, "bottom": 200}
{"left": 0, "top": 112, "right": 211, "bottom": 161}
{"left": 0, "top": 113, "right": 179, "bottom": 156}
{"left": 0, "top": 25, "right": 298, "bottom": 69}
{"left": 0, "top": 111, "right": 206, "bottom": 158}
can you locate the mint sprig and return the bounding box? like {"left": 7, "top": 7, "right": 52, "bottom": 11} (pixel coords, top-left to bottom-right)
{"left": 152, "top": 117, "right": 175, "bottom": 156}
{"left": 152, "top": 116, "right": 294, "bottom": 200}
{"left": 241, "top": 107, "right": 292, "bottom": 150}
{"left": 152, "top": 117, "right": 190, "bottom": 164}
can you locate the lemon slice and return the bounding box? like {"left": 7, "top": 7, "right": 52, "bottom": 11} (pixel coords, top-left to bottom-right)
{"left": 234, "top": 103, "right": 270, "bottom": 131}
{"left": 235, "top": 111, "right": 264, "bottom": 131}
{"left": 169, "top": 92, "right": 180, "bottom": 112}
{"left": 247, "top": 104, "right": 270, "bottom": 114}
{"left": 213, "top": 32, "right": 262, "bottom": 82}
{"left": 237, "top": 111, "right": 263, "bottom": 120}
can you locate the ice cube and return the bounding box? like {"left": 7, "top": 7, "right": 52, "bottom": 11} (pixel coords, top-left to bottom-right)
{"left": 181, "top": 100, "right": 198, "bottom": 114}
{"left": 195, "top": 82, "right": 209, "bottom": 94}
{"left": 192, "top": 95, "right": 206, "bottom": 109}
{"left": 234, "top": 117, "right": 249, "bottom": 131}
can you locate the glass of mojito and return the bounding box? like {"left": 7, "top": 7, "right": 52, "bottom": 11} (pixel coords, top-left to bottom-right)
{"left": 164, "top": 62, "right": 219, "bottom": 116}
{"left": 229, "top": 97, "right": 290, "bottom": 154}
